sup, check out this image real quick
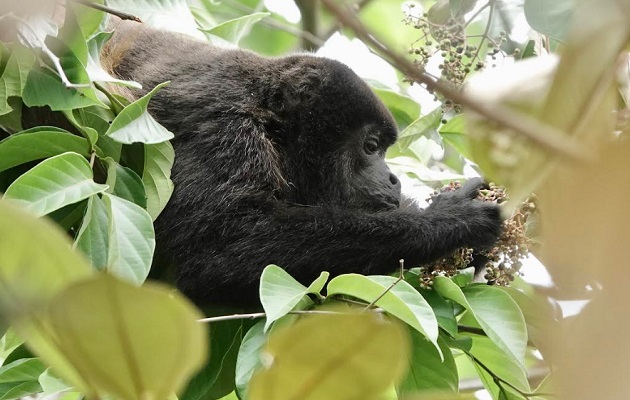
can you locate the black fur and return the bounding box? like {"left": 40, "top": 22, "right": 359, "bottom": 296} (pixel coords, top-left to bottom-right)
{"left": 106, "top": 23, "right": 502, "bottom": 307}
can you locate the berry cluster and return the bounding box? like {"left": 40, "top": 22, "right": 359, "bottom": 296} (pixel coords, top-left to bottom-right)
{"left": 419, "top": 182, "right": 536, "bottom": 288}
{"left": 402, "top": 3, "right": 517, "bottom": 112}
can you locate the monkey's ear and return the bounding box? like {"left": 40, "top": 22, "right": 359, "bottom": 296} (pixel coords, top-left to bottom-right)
{"left": 279, "top": 63, "right": 323, "bottom": 109}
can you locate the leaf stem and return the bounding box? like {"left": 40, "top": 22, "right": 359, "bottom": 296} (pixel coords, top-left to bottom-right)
{"left": 362, "top": 260, "right": 405, "bottom": 311}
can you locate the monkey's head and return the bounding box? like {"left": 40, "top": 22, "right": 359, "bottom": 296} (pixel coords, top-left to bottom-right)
{"left": 268, "top": 56, "right": 401, "bottom": 211}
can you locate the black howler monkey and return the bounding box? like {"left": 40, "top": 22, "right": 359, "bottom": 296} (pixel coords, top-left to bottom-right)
{"left": 103, "top": 21, "right": 502, "bottom": 307}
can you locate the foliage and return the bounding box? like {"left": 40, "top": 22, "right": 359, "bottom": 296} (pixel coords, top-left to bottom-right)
{"left": 0, "top": 0, "right": 626, "bottom": 399}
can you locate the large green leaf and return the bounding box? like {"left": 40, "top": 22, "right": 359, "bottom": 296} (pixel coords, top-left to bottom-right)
{"left": 418, "top": 289, "right": 457, "bottom": 337}
{"left": 372, "top": 87, "right": 421, "bottom": 129}
{"left": 260, "top": 265, "right": 328, "bottom": 331}
{"left": 439, "top": 114, "right": 473, "bottom": 160}
{"left": 102, "top": 193, "right": 155, "bottom": 285}
{"left": 395, "top": 107, "right": 443, "bottom": 151}
{"left": 398, "top": 332, "right": 458, "bottom": 395}
{"left": 22, "top": 69, "right": 101, "bottom": 111}
{"left": 106, "top": 82, "right": 174, "bottom": 144}
{"left": 143, "top": 141, "right": 174, "bottom": 220}
{"left": 0, "top": 330, "right": 23, "bottom": 365}
{"left": 0, "top": 359, "right": 46, "bottom": 400}
{"left": 105, "top": 159, "right": 147, "bottom": 209}
{"left": 502, "top": 287, "right": 559, "bottom": 360}
{"left": 43, "top": 274, "right": 207, "bottom": 400}
{"left": 524, "top": 0, "right": 574, "bottom": 41}
{"left": 74, "top": 195, "right": 109, "bottom": 270}
{"left": 433, "top": 278, "right": 527, "bottom": 368}
{"left": 182, "top": 320, "right": 242, "bottom": 400}
{"left": 0, "top": 128, "right": 90, "bottom": 173}
{"left": 465, "top": 335, "right": 530, "bottom": 395}
{"left": 202, "top": 13, "right": 270, "bottom": 45}
{"left": 0, "top": 202, "right": 93, "bottom": 314}
{"left": 58, "top": 0, "right": 104, "bottom": 65}
{"left": 326, "top": 274, "right": 440, "bottom": 355}
{"left": 0, "top": 45, "right": 36, "bottom": 116}
{"left": 0, "top": 201, "right": 92, "bottom": 393}
{"left": 248, "top": 312, "right": 409, "bottom": 400}
{"left": 235, "top": 320, "right": 266, "bottom": 399}
{"left": 2, "top": 152, "right": 108, "bottom": 217}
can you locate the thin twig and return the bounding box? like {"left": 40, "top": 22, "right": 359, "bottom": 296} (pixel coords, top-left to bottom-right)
{"left": 320, "top": 0, "right": 590, "bottom": 162}
{"left": 471, "top": 1, "right": 495, "bottom": 65}
{"left": 72, "top": 0, "right": 142, "bottom": 22}
{"left": 197, "top": 309, "right": 386, "bottom": 323}
{"left": 466, "top": 1, "right": 492, "bottom": 26}
{"left": 363, "top": 260, "right": 405, "bottom": 311}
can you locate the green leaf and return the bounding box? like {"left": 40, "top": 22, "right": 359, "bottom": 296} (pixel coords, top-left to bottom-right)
{"left": 0, "top": 200, "right": 92, "bottom": 318}
{"left": 2, "top": 152, "right": 108, "bottom": 217}
{"left": 0, "top": 45, "right": 36, "bottom": 116}
{"left": 0, "top": 330, "right": 23, "bottom": 365}
{"left": 248, "top": 312, "right": 409, "bottom": 400}
{"left": 521, "top": 40, "right": 539, "bottom": 59}
{"left": 235, "top": 320, "right": 266, "bottom": 399}
{"left": 74, "top": 195, "right": 109, "bottom": 270}
{"left": 0, "top": 359, "right": 45, "bottom": 400}
{"left": 58, "top": 0, "right": 101, "bottom": 65}
{"left": 524, "top": 0, "right": 574, "bottom": 41}
{"left": 202, "top": 13, "right": 270, "bottom": 45}
{"left": 0, "top": 358, "right": 46, "bottom": 383}
{"left": 398, "top": 332, "right": 458, "bottom": 395}
{"left": 419, "top": 289, "right": 457, "bottom": 336}
{"left": 260, "top": 265, "right": 328, "bottom": 332}
{"left": 182, "top": 320, "right": 242, "bottom": 400}
{"left": 396, "top": 107, "right": 442, "bottom": 150}
{"left": 433, "top": 278, "right": 527, "bottom": 367}
{"left": 439, "top": 114, "right": 473, "bottom": 160}
{"left": 22, "top": 69, "right": 101, "bottom": 111}
{"left": 106, "top": 82, "right": 174, "bottom": 144}
{"left": 105, "top": 159, "right": 147, "bottom": 208}
{"left": 451, "top": 266, "right": 475, "bottom": 287}
{"left": 38, "top": 368, "right": 75, "bottom": 396}
{"left": 48, "top": 200, "right": 88, "bottom": 232}
{"left": 466, "top": 335, "right": 530, "bottom": 394}
{"left": 372, "top": 87, "right": 421, "bottom": 128}
{"left": 143, "top": 141, "right": 175, "bottom": 220}
{"left": 502, "top": 287, "right": 558, "bottom": 360}
{"left": 44, "top": 274, "right": 207, "bottom": 400}
{"left": 101, "top": 193, "right": 155, "bottom": 285}
{"left": 326, "top": 274, "right": 440, "bottom": 355}
{"left": 0, "top": 128, "right": 90, "bottom": 173}
{"left": 427, "top": 0, "right": 452, "bottom": 25}
{"left": 449, "top": 0, "right": 479, "bottom": 18}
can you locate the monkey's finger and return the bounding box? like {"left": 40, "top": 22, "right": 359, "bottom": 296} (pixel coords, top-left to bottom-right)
{"left": 459, "top": 177, "right": 485, "bottom": 199}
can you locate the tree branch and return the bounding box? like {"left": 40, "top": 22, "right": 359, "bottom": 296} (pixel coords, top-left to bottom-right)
{"left": 320, "top": 0, "right": 590, "bottom": 162}
{"left": 295, "top": 0, "right": 320, "bottom": 51}
{"left": 72, "top": 0, "right": 142, "bottom": 22}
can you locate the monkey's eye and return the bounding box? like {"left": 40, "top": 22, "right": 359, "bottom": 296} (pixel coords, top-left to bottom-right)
{"left": 364, "top": 138, "right": 379, "bottom": 154}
